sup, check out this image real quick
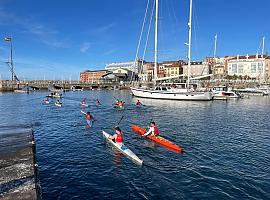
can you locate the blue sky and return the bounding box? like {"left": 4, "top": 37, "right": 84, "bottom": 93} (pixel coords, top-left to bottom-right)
{"left": 0, "top": 0, "right": 270, "bottom": 80}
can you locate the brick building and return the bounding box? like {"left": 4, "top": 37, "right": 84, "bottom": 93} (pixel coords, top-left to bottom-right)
{"left": 80, "top": 70, "right": 109, "bottom": 83}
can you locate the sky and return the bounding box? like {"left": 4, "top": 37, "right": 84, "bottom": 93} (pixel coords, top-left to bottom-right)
{"left": 0, "top": 0, "right": 270, "bottom": 80}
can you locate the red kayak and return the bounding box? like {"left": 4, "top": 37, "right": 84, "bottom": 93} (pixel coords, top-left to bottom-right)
{"left": 131, "top": 124, "right": 184, "bottom": 153}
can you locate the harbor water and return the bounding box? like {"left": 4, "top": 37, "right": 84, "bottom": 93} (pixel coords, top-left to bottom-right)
{"left": 0, "top": 90, "right": 269, "bottom": 200}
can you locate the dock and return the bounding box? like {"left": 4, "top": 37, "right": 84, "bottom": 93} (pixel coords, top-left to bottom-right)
{"left": 0, "top": 125, "right": 41, "bottom": 200}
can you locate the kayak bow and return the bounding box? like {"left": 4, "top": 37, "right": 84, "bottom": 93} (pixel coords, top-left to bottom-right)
{"left": 102, "top": 131, "right": 143, "bottom": 165}
{"left": 131, "top": 124, "right": 184, "bottom": 153}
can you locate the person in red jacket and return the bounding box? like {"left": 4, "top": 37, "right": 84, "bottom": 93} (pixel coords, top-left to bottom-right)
{"left": 96, "top": 99, "right": 101, "bottom": 105}
{"left": 143, "top": 122, "right": 159, "bottom": 136}
{"left": 85, "top": 111, "right": 95, "bottom": 128}
{"left": 110, "top": 126, "right": 123, "bottom": 143}
{"left": 136, "top": 100, "right": 141, "bottom": 106}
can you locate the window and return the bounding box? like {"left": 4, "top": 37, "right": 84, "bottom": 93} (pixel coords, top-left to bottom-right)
{"left": 251, "top": 63, "right": 256, "bottom": 73}
{"left": 258, "top": 62, "right": 263, "bottom": 73}
{"left": 232, "top": 64, "right": 237, "bottom": 73}
{"left": 238, "top": 64, "right": 244, "bottom": 73}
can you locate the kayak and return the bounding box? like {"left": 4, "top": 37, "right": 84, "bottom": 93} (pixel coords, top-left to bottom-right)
{"left": 131, "top": 124, "right": 184, "bottom": 153}
{"left": 55, "top": 102, "right": 62, "bottom": 107}
{"left": 81, "top": 110, "right": 95, "bottom": 128}
{"left": 114, "top": 105, "right": 124, "bottom": 110}
{"left": 102, "top": 131, "right": 143, "bottom": 165}
{"left": 81, "top": 102, "right": 89, "bottom": 107}
{"left": 43, "top": 101, "right": 50, "bottom": 104}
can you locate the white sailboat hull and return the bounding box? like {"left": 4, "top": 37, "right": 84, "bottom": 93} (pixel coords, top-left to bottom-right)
{"left": 131, "top": 88, "right": 213, "bottom": 101}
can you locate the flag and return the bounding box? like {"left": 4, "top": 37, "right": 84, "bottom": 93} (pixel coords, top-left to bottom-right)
{"left": 5, "top": 37, "right": 11, "bottom": 42}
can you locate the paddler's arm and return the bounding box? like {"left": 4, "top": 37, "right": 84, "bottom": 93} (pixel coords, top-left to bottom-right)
{"left": 109, "top": 134, "right": 116, "bottom": 140}
{"left": 143, "top": 127, "right": 153, "bottom": 136}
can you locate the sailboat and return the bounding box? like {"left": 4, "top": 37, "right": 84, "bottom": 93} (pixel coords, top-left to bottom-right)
{"left": 131, "top": 0, "right": 213, "bottom": 101}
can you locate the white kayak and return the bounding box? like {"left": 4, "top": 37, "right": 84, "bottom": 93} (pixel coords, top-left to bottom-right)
{"left": 55, "top": 102, "right": 62, "bottom": 107}
{"left": 80, "top": 102, "right": 89, "bottom": 107}
{"left": 102, "top": 131, "right": 143, "bottom": 165}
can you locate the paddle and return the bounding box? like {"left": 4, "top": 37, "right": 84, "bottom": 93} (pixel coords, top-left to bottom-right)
{"left": 116, "top": 115, "right": 124, "bottom": 126}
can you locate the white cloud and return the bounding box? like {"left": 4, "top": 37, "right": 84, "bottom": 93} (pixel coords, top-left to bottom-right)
{"left": 80, "top": 42, "right": 91, "bottom": 53}
{"left": 0, "top": 9, "right": 68, "bottom": 48}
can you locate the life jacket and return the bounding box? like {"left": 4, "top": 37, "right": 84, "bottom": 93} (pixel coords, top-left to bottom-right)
{"left": 115, "top": 132, "right": 123, "bottom": 142}
{"left": 86, "top": 114, "right": 91, "bottom": 120}
{"left": 136, "top": 102, "right": 141, "bottom": 105}
{"left": 153, "top": 126, "right": 159, "bottom": 136}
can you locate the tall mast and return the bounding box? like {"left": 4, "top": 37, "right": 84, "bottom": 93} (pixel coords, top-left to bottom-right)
{"left": 187, "top": 0, "right": 193, "bottom": 90}
{"left": 261, "top": 36, "right": 265, "bottom": 57}
{"left": 214, "top": 34, "right": 217, "bottom": 59}
{"left": 10, "top": 38, "right": 14, "bottom": 82}
{"left": 262, "top": 36, "right": 265, "bottom": 82}
{"left": 154, "top": 0, "right": 158, "bottom": 84}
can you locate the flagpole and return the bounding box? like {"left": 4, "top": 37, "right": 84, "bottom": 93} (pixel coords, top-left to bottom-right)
{"left": 10, "top": 38, "right": 14, "bottom": 82}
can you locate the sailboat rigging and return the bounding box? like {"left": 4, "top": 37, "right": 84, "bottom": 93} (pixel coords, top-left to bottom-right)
{"left": 131, "top": 0, "right": 213, "bottom": 101}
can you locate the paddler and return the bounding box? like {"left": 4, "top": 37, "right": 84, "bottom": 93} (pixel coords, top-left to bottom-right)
{"left": 110, "top": 126, "right": 123, "bottom": 143}
{"left": 96, "top": 98, "right": 101, "bottom": 105}
{"left": 81, "top": 98, "right": 86, "bottom": 105}
{"left": 136, "top": 100, "right": 141, "bottom": 106}
{"left": 114, "top": 99, "right": 120, "bottom": 106}
{"left": 143, "top": 122, "right": 159, "bottom": 137}
{"left": 118, "top": 101, "right": 125, "bottom": 107}
{"left": 85, "top": 111, "right": 95, "bottom": 128}
{"left": 44, "top": 97, "right": 49, "bottom": 102}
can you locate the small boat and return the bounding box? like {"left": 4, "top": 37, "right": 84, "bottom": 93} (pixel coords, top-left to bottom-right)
{"left": 102, "top": 131, "right": 143, "bottom": 165}
{"left": 47, "top": 92, "right": 62, "bottom": 98}
{"left": 80, "top": 102, "right": 89, "bottom": 107}
{"left": 212, "top": 86, "right": 242, "bottom": 100}
{"left": 232, "top": 88, "right": 269, "bottom": 96}
{"left": 55, "top": 102, "right": 62, "bottom": 107}
{"left": 43, "top": 100, "right": 50, "bottom": 105}
{"left": 114, "top": 105, "right": 124, "bottom": 110}
{"left": 131, "top": 124, "right": 184, "bottom": 153}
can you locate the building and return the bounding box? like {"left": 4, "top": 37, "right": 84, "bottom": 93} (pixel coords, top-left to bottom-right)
{"left": 206, "top": 57, "right": 226, "bottom": 78}
{"left": 140, "top": 61, "right": 168, "bottom": 81}
{"left": 105, "top": 59, "right": 143, "bottom": 73}
{"left": 227, "top": 54, "right": 270, "bottom": 80}
{"left": 161, "top": 60, "right": 183, "bottom": 77}
{"left": 80, "top": 70, "right": 109, "bottom": 83}
{"left": 102, "top": 68, "right": 133, "bottom": 82}
{"left": 182, "top": 61, "right": 210, "bottom": 77}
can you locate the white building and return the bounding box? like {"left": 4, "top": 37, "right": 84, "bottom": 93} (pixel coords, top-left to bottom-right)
{"left": 227, "top": 55, "right": 269, "bottom": 80}
{"left": 105, "top": 60, "right": 143, "bottom": 73}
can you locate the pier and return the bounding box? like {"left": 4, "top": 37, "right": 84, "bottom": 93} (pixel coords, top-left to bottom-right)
{"left": 0, "top": 80, "right": 131, "bottom": 92}
{"left": 0, "top": 125, "right": 41, "bottom": 200}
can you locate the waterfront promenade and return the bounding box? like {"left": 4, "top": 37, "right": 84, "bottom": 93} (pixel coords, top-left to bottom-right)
{"left": 0, "top": 125, "right": 41, "bottom": 200}
{"left": 0, "top": 79, "right": 263, "bottom": 92}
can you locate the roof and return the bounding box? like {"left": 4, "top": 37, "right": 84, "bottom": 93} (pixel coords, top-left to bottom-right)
{"left": 228, "top": 55, "right": 270, "bottom": 60}
{"left": 81, "top": 69, "right": 108, "bottom": 73}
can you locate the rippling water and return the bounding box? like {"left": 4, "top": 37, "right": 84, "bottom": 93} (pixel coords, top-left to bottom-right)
{"left": 0, "top": 90, "right": 269, "bottom": 200}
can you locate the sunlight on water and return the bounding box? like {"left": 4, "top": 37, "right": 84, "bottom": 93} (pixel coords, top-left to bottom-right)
{"left": 0, "top": 91, "right": 269, "bottom": 199}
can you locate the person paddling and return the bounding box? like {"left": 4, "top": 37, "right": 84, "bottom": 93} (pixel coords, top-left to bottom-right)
{"left": 114, "top": 99, "right": 120, "bottom": 106}
{"left": 81, "top": 98, "right": 86, "bottom": 105}
{"left": 85, "top": 111, "right": 95, "bottom": 128}
{"left": 43, "top": 97, "right": 49, "bottom": 103}
{"left": 143, "top": 122, "right": 159, "bottom": 137}
{"left": 110, "top": 126, "right": 123, "bottom": 143}
{"left": 118, "top": 101, "right": 124, "bottom": 107}
{"left": 96, "top": 98, "right": 101, "bottom": 105}
{"left": 136, "top": 100, "right": 141, "bottom": 106}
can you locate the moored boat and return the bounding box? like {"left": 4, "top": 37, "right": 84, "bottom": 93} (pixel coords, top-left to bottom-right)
{"left": 212, "top": 86, "right": 242, "bottom": 100}
{"left": 131, "top": 124, "right": 184, "bottom": 153}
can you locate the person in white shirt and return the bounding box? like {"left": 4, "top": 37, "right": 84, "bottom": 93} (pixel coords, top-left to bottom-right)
{"left": 143, "top": 122, "right": 159, "bottom": 137}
